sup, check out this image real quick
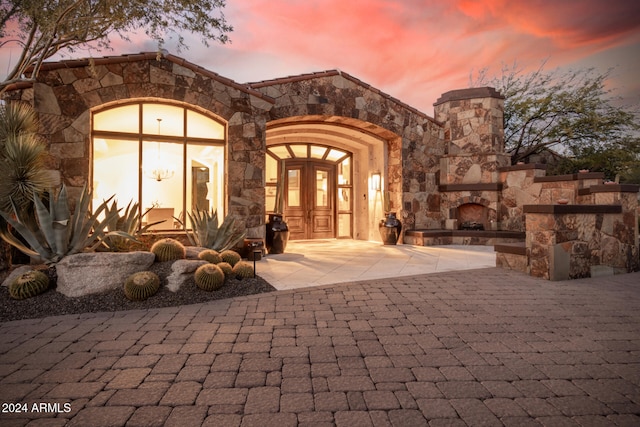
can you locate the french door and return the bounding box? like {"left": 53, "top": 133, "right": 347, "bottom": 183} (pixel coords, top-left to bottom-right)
{"left": 283, "top": 160, "right": 335, "bottom": 240}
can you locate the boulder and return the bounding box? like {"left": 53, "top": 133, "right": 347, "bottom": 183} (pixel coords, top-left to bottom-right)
{"left": 56, "top": 251, "right": 155, "bottom": 297}
{"left": 185, "top": 246, "right": 208, "bottom": 260}
{"left": 166, "top": 259, "right": 208, "bottom": 292}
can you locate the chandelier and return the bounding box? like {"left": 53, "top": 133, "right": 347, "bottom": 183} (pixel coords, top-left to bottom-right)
{"left": 144, "top": 118, "right": 175, "bottom": 182}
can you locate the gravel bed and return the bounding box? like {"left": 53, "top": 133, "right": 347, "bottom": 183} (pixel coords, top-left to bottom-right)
{"left": 0, "top": 261, "right": 276, "bottom": 323}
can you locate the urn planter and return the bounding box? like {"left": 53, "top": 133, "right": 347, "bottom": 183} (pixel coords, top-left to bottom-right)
{"left": 265, "top": 214, "right": 290, "bottom": 254}
{"left": 379, "top": 212, "right": 402, "bottom": 245}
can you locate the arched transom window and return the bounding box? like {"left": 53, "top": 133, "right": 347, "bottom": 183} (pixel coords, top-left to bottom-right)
{"left": 92, "top": 102, "right": 226, "bottom": 230}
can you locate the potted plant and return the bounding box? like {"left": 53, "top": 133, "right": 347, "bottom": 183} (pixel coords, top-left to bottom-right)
{"left": 378, "top": 191, "right": 402, "bottom": 245}
{"left": 265, "top": 161, "right": 289, "bottom": 254}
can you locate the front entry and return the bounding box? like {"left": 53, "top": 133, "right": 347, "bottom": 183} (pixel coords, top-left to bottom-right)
{"left": 284, "top": 160, "right": 335, "bottom": 240}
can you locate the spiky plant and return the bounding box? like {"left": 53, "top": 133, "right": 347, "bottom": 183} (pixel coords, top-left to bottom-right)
{"left": 216, "top": 261, "right": 233, "bottom": 278}
{"left": 8, "top": 270, "right": 49, "bottom": 300}
{"left": 177, "top": 208, "right": 246, "bottom": 252}
{"left": 0, "top": 184, "right": 128, "bottom": 265}
{"left": 232, "top": 261, "right": 254, "bottom": 279}
{"left": 150, "top": 238, "right": 186, "bottom": 262}
{"left": 198, "top": 249, "right": 222, "bottom": 264}
{"left": 100, "top": 200, "right": 163, "bottom": 252}
{"left": 0, "top": 102, "right": 57, "bottom": 215}
{"left": 194, "top": 263, "right": 225, "bottom": 291}
{"left": 220, "top": 249, "right": 241, "bottom": 266}
{"left": 123, "top": 271, "right": 160, "bottom": 301}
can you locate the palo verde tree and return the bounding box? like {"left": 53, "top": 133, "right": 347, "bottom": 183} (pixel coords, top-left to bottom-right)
{"left": 471, "top": 62, "right": 640, "bottom": 181}
{"left": 0, "top": 0, "right": 233, "bottom": 92}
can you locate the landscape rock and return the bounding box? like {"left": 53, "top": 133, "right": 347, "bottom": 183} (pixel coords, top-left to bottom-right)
{"left": 166, "top": 259, "right": 208, "bottom": 292}
{"left": 56, "top": 252, "right": 155, "bottom": 297}
{"left": 185, "top": 246, "right": 208, "bottom": 260}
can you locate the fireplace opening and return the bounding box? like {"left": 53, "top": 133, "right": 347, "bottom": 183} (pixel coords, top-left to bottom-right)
{"left": 456, "top": 203, "right": 489, "bottom": 230}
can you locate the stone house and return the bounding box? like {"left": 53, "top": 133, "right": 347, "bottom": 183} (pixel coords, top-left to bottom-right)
{"left": 4, "top": 52, "right": 638, "bottom": 279}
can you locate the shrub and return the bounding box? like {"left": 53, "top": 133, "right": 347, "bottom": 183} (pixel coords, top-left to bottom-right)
{"left": 124, "top": 271, "right": 161, "bottom": 301}
{"left": 232, "top": 261, "right": 254, "bottom": 279}
{"left": 150, "top": 238, "right": 186, "bottom": 262}
{"left": 198, "top": 249, "right": 222, "bottom": 264}
{"left": 194, "top": 263, "right": 225, "bottom": 291}
{"left": 220, "top": 249, "right": 241, "bottom": 266}
{"left": 9, "top": 270, "right": 49, "bottom": 300}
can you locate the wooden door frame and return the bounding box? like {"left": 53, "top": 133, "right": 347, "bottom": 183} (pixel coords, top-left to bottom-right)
{"left": 283, "top": 159, "right": 336, "bottom": 240}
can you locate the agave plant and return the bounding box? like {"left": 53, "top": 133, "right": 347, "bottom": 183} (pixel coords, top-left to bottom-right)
{"left": 177, "top": 208, "right": 246, "bottom": 252}
{"left": 0, "top": 184, "right": 132, "bottom": 265}
{"left": 100, "top": 200, "right": 164, "bottom": 252}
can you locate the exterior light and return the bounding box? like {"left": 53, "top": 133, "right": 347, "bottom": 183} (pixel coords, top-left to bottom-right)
{"left": 371, "top": 172, "right": 381, "bottom": 191}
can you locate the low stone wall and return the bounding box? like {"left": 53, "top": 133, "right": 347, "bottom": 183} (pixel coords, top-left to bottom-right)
{"left": 524, "top": 205, "right": 639, "bottom": 280}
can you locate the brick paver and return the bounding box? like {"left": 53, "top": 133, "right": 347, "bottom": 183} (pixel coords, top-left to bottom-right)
{"left": 1, "top": 268, "right": 639, "bottom": 425}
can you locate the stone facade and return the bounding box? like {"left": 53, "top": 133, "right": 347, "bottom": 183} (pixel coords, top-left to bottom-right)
{"left": 3, "top": 52, "right": 639, "bottom": 280}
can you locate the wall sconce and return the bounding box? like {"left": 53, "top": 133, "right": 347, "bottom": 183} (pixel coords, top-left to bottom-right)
{"left": 371, "top": 172, "right": 381, "bottom": 191}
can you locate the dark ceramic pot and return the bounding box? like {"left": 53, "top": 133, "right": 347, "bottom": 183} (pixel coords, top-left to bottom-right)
{"left": 265, "top": 214, "right": 289, "bottom": 254}
{"left": 379, "top": 212, "right": 402, "bottom": 245}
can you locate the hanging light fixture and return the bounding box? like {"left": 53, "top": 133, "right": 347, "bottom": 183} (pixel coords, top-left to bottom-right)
{"left": 144, "top": 118, "right": 175, "bottom": 182}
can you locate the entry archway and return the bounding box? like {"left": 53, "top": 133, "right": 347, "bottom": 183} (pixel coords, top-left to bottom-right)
{"left": 266, "top": 116, "right": 398, "bottom": 242}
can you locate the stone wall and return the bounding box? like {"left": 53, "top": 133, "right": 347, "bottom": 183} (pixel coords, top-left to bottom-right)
{"left": 249, "top": 71, "right": 445, "bottom": 230}
{"left": 4, "top": 53, "right": 273, "bottom": 233}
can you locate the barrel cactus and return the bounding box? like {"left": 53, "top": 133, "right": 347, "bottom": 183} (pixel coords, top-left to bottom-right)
{"left": 124, "top": 271, "right": 160, "bottom": 301}
{"left": 194, "top": 263, "right": 225, "bottom": 291}
{"left": 150, "top": 238, "right": 186, "bottom": 262}
{"left": 8, "top": 270, "right": 49, "bottom": 300}
{"left": 198, "top": 249, "right": 222, "bottom": 264}
{"left": 232, "top": 261, "right": 254, "bottom": 279}
{"left": 220, "top": 249, "right": 241, "bottom": 266}
{"left": 216, "top": 261, "right": 233, "bottom": 278}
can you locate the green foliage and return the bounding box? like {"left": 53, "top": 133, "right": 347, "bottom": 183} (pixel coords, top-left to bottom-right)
{"left": 1, "top": 0, "right": 233, "bottom": 91}
{"left": 123, "top": 271, "right": 160, "bottom": 301}
{"left": 0, "top": 102, "right": 57, "bottom": 214}
{"left": 232, "top": 261, "right": 254, "bottom": 279}
{"left": 9, "top": 270, "right": 49, "bottom": 300}
{"left": 100, "top": 200, "right": 163, "bottom": 251}
{"left": 551, "top": 138, "right": 640, "bottom": 183}
{"left": 178, "top": 208, "right": 246, "bottom": 252}
{"left": 216, "top": 261, "right": 233, "bottom": 278}
{"left": 220, "top": 249, "right": 241, "bottom": 267}
{"left": 150, "top": 238, "right": 185, "bottom": 262}
{"left": 0, "top": 184, "right": 127, "bottom": 265}
{"left": 198, "top": 249, "right": 222, "bottom": 264}
{"left": 472, "top": 62, "right": 639, "bottom": 168}
{"left": 194, "top": 263, "right": 225, "bottom": 291}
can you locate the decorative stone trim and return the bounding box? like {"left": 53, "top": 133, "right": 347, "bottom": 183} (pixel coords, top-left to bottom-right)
{"left": 523, "top": 205, "right": 622, "bottom": 214}
{"left": 438, "top": 183, "right": 502, "bottom": 192}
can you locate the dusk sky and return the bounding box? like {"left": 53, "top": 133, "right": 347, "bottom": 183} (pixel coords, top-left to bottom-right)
{"left": 3, "top": 0, "right": 640, "bottom": 115}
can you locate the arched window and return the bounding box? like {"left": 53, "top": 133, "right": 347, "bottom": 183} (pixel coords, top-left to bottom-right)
{"left": 92, "top": 102, "right": 225, "bottom": 230}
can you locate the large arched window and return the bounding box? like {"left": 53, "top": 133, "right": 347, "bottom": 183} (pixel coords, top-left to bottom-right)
{"left": 92, "top": 102, "right": 226, "bottom": 230}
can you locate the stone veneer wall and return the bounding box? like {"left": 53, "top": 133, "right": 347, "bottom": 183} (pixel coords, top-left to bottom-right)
{"left": 249, "top": 71, "right": 445, "bottom": 230}
{"left": 524, "top": 201, "right": 639, "bottom": 280}
{"left": 3, "top": 53, "right": 274, "bottom": 234}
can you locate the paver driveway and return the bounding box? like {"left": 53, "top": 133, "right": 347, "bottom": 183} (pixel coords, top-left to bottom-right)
{"left": 1, "top": 267, "right": 639, "bottom": 426}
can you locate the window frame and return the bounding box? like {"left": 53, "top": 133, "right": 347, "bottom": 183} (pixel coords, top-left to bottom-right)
{"left": 91, "top": 101, "right": 227, "bottom": 231}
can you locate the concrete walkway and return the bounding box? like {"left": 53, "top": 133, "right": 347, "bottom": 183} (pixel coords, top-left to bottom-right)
{"left": 258, "top": 240, "right": 496, "bottom": 290}
{"left": 1, "top": 252, "right": 639, "bottom": 426}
